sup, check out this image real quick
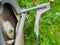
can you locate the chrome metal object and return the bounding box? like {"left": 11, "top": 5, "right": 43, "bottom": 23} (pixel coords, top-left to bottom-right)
{"left": 34, "top": 4, "right": 50, "bottom": 38}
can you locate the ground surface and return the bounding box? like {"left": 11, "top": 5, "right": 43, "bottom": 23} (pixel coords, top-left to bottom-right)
{"left": 16, "top": 0, "right": 60, "bottom": 45}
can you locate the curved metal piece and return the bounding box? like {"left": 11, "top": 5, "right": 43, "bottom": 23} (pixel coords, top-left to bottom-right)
{"left": 34, "top": 3, "right": 50, "bottom": 38}
{"left": 0, "top": 0, "right": 20, "bottom": 15}
{"left": 15, "top": 12, "right": 26, "bottom": 45}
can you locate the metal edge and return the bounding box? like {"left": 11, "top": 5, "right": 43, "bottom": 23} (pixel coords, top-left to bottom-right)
{"left": 1, "top": 0, "right": 21, "bottom": 15}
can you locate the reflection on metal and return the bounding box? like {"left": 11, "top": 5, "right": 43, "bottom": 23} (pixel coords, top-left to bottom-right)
{"left": 0, "top": 0, "right": 1, "bottom": 1}
{"left": 2, "top": 21, "right": 14, "bottom": 39}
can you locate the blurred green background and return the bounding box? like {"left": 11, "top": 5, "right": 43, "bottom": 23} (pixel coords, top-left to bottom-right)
{"left": 16, "top": 0, "right": 60, "bottom": 45}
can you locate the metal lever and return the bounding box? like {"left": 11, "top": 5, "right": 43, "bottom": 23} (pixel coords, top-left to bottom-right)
{"left": 34, "top": 4, "right": 50, "bottom": 38}
{"left": 15, "top": 12, "right": 26, "bottom": 45}
{"left": 19, "top": 3, "right": 50, "bottom": 14}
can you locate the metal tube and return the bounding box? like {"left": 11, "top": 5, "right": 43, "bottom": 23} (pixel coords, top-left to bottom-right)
{"left": 20, "top": 3, "right": 50, "bottom": 13}
{"left": 15, "top": 13, "right": 26, "bottom": 45}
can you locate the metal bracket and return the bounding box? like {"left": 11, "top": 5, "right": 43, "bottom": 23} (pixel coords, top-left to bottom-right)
{"left": 34, "top": 4, "right": 50, "bottom": 38}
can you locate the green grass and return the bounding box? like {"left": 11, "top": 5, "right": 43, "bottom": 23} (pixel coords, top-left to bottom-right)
{"left": 16, "top": 0, "right": 60, "bottom": 45}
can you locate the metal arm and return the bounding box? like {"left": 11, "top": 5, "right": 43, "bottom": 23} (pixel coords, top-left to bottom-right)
{"left": 34, "top": 4, "right": 50, "bottom": 38}
{"left": 15, "top": 12, "right": 26, "bottom": 45}
{"left": 19, "top": 3, "right": 50, "bottom": 14}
